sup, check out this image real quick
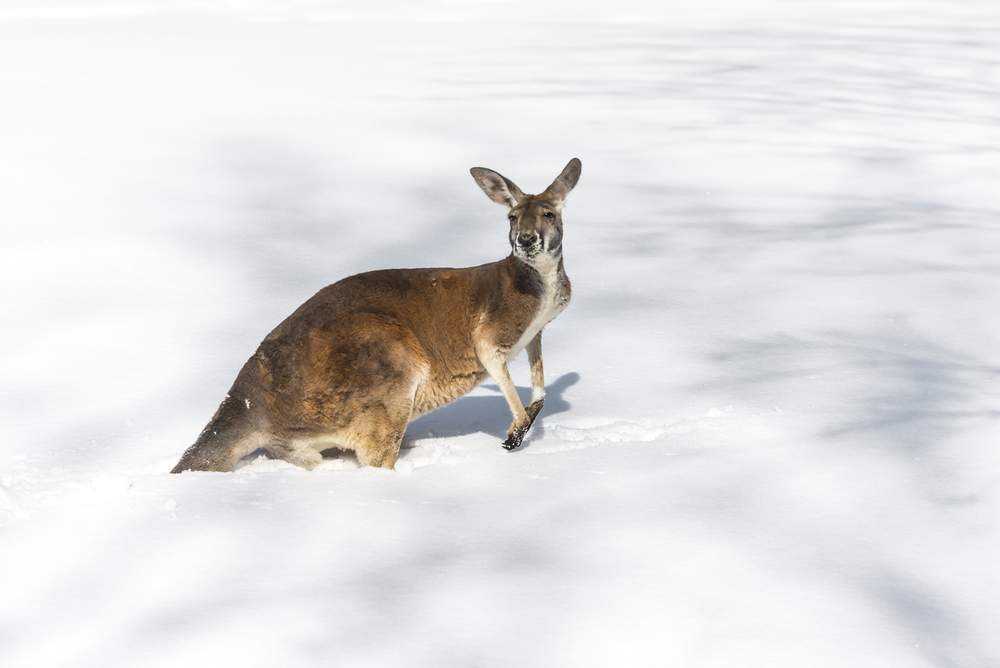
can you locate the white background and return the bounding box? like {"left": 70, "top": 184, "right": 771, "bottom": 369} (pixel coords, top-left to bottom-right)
{"left": 2, "top": 1, "right": 999, "bottom": 665}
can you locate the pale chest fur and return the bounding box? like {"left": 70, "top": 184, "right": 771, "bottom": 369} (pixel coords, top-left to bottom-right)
{"left": 508, "top": 256, "right": 571, "bottom": 359}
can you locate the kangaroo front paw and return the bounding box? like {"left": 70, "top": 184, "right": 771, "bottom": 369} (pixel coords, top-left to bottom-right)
{"left": 501, "top": 399, "right": 545, "bottom": 451}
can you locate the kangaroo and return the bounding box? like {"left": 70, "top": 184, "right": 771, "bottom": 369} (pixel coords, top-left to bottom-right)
{"left": 171, "top": 158, "right": 581, "bottom": 473}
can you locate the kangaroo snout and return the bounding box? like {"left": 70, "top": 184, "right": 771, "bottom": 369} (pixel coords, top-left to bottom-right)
{"left": 517, "top": 232, "right": 539, "bottom": 248}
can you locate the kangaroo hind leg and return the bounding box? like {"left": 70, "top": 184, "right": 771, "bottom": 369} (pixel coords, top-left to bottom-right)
{"left": 264, "top": 441, "right": 324, "bottom": 470}
{"left": 349, "top": 388, "right": 416, "bottom": 470}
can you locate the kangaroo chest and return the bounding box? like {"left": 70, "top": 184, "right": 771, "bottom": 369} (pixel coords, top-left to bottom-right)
{"left": 508, "top": 261, "right": 571, "bottom": 359}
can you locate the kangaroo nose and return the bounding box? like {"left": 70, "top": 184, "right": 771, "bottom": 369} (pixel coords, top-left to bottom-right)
{"left": 517, "top": 232, "right": 539, "bottom": 247}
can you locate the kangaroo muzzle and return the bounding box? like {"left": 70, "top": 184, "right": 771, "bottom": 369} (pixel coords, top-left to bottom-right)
{"left": 517, "top": 232, "right": 539, "bottom": 249}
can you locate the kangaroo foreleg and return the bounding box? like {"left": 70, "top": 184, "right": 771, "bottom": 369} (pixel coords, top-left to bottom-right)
{"left": 480, "top": 348, "right": 544, "bottom": 451}
{"left": 527, "top": 333, "right": 545, "bottom": 403}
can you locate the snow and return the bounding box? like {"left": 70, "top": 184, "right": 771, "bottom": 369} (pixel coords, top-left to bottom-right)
{"left": 2, "top": 1, "right": 1000, "bottom": 665}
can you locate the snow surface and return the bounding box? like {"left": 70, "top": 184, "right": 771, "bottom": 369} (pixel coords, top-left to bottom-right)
{"left": 2, "top": 1, "right": 1000, "bottom": 666}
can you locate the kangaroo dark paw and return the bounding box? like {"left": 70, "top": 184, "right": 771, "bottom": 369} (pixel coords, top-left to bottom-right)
{"left": 501, "top": 399, "right": 545, "bottom": 451}
{"left": 501, "top": 429, "right": 526, "bottom": 451}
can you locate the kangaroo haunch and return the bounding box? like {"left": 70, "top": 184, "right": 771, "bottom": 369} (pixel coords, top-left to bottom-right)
{"left": 171, "top": 158, "right": 581, "bottom": 473}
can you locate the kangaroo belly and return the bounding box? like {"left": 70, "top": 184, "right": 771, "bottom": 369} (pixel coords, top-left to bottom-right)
{"left": 412, "top": 364, "right": 487, "bottom": 417}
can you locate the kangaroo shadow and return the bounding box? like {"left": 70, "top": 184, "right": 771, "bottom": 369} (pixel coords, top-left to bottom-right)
{"left": 402, "top": 371, "right": 580, "bottom": 447}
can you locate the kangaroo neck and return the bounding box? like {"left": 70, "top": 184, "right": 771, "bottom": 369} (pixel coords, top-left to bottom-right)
{"left": 507, "top": 252, "right": 564, "bottom": 292}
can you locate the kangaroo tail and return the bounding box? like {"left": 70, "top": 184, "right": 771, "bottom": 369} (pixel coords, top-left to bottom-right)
{"left": 170, "top": 393, "right": 259, "bottom": 473}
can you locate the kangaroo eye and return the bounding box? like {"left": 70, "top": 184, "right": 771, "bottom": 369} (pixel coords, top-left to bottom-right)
{"left": 508, "top": 214, "right": 517, "bottom": 223}
{"left": 543, "top": 211, "right": 555, "bottom": 219}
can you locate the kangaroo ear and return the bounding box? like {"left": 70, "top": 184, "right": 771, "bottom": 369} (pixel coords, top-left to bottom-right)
{"left": 541, "top": 158, "right": 582, "bottom": 206}
{"left": 470, "top": 167, "right": 525, "bottom": 208}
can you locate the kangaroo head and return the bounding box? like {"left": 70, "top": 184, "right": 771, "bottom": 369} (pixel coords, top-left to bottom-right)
{"left": 470, "top": 158, "right": 582, "bottom": 262}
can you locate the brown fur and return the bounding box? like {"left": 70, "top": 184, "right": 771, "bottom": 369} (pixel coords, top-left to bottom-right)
{"left": 171, "top": 158, "right": 581, "bottom": 472}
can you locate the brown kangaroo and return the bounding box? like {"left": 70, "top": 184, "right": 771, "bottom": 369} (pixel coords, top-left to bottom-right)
{"left": 171, "top": 158, "right": 581, "bottom": 473}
